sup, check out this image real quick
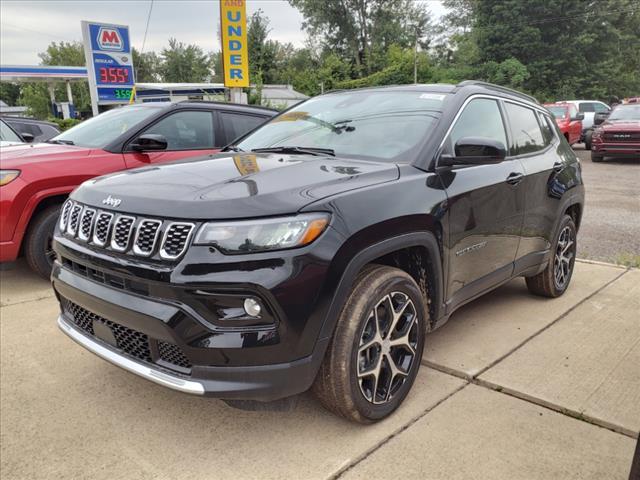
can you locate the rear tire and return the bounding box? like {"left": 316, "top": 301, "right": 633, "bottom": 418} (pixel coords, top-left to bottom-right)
{"left": 24, "top": 205, "right": 60, "bottom": 280}
{"left": 313, "top": 265, "right": 427, "bottom": 423}
{"left": 591, "top": 151, "right": 603, "bottom": 162}
{"left": 526, "top": 215, "right": 576, "bottom": 298}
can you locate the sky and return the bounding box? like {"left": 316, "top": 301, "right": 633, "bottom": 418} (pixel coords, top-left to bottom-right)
{"left": 0, "top": 0, "right": 447, "bottom": 65}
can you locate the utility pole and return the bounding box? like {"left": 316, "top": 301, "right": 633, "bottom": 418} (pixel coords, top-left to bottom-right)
{"left": 413, "top": 25, "right": 419, "bottom": 85}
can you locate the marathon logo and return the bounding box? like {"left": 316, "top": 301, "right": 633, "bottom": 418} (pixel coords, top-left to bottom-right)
{"left": 97, "top": 27, "right": 124, "bottom": 51}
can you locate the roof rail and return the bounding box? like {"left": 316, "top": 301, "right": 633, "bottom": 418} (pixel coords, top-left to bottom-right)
{"left": 456, "top": 80, "right": 539, "bottom": 104}
{"left": 178, "top": 99, "right": 278, "bottom": 112}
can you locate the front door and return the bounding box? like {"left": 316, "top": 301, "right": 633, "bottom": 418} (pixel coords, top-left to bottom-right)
{"left": 122, "top": 110, "right": 221, "bottom": 168}
{"left": 439, "top": 98, "right": 525, "bottom": 309}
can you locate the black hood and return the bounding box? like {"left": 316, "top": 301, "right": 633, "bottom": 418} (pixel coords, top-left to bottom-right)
{"left": 72, "top": 152, "right": 399, "bottom": 219}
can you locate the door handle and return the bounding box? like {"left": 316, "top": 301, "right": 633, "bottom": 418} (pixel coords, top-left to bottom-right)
{"left": 553, "top": 161, "right": 564, "bottom": 172}
{"left": 506, "top": 172, "right": 524, "bottom": 185}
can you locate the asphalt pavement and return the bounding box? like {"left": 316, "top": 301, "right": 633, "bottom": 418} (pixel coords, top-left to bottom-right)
{"left": 573, "top": 145, "right": 640, "bottom": 265}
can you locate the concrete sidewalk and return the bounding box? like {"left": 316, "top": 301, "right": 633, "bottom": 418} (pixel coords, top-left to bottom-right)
{"left": 1, "top": 260, "right": 638, "bottom": 479}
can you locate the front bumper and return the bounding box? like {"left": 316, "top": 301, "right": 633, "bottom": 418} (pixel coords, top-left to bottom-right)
{"left": 592, "top": 142, "right": 640, "bottom": 158}
{"left": 51, "top": 246, "right": 332, "bottom": 401}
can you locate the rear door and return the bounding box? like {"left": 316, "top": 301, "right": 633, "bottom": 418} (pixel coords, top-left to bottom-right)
{"left": 506, "top": 103, "right": 565, "bottom": 272}
{"left": 440, "top": 97, "right": 525, "bottom": 308}
{"left": 219, "top": 111, "right": 271, "bottom": 145}
{"left": 122, "top": 109, "right": 221, "bottom": 168}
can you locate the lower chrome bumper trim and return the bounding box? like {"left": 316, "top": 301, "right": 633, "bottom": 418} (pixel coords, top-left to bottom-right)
{"left": 57, "top": 315, "right": 205, "bottom": 395}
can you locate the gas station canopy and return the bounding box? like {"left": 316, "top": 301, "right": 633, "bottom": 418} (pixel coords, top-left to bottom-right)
{"left": 0, "top": 65, "right": 89, "bottom": 82}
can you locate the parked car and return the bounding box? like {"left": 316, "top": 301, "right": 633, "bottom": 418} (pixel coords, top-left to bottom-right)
{"left": 0, "top": 118, "right": 25, "bottom": 147}
{"left": 0, "top": 101, "right": 276, "bottom": 278}
{"left": 591, "top": 104, "right": 640, "bottom": 162}
{"left": 51, "top": 81, "right": 584, "bottom": 422}
{"left": 544, "top": 103, "right": 583, "bottom": 145}
{"left": 558, "top": 100, "right": 610, "bottom": 149}
{"left": 1, "top": 116, "right": 60, "bottom": 143}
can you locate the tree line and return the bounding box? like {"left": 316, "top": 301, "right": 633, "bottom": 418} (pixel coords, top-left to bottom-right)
{"left": 1, "top": 0, "right": 638, "bottom": 118}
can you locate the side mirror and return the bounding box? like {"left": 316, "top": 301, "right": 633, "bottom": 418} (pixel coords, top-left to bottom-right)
{"left": 130, "top": 134, "right": 167, "bottom": 152}
{"left": 593, "top": 112, "right": 608, "bottom": 126}
{"left": 21, "top": 132, "right": 35, "bottom": 143}
{"left": 572, "top": 112, "right": 585, "bottom": 121}
{"left": 439, "top": 137, "right": 507, "bottom": 167}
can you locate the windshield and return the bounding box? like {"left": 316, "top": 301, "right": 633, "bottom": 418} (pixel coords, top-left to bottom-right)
{"left": 607, "top": 105, "right": 640, "bottom": 121}
{"left": 547, "top": 106, "right": 567, "bottom": 119}
{"left": 236, "top": 90, "right": 446, "bottom": 162}
{"left": 51, "top": 105, "right": 160, "bottom": 148}
{"left": 0, "top": 120, "right": 22, "bottom": 143}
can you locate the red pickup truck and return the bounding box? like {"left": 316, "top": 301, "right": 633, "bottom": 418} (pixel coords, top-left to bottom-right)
{"left": 544, "top": 103, "right": 584, "bottom": 146}
{"left": 591, "top": 104, "right": 640, "bottom": 162}
{"left": 0, "top": 101, "right": 275, "bottom": 277}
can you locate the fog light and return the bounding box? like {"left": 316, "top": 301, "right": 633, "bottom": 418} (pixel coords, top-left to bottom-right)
{"left": 244, "top": 298, "right": 261, "bottom": 317}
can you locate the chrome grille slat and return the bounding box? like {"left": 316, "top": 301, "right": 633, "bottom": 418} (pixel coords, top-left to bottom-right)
{"left": 110, "top": 215, "right": 135, "bottom": 252}
{"left": 160, "top": 222, "right": 195, "bottom": 260}
{"left": 77, "top": 208, "right": 96, "bottom": 241}
{"left": 63, "top": 202, "right": 194, "bottom": 260}
{"left": 133, "top": 219, "right": 162, "bottom": 256}
{"left": 59, "top": 200, "right": 73, "bottom": 230}
{"left": 92, "top": 212, "right": 114, "bottom": 246}
{"left": 66, "top": 204, "right": 83, "bottom": 236}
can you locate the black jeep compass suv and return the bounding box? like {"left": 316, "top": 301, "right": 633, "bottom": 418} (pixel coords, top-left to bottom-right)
{"left": 52, "top": 81, "right": 584, "bottom": 423}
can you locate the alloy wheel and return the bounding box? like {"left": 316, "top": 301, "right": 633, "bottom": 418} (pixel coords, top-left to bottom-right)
{"left": 357, "top": 291, "right": 419, "bottom": 404}
{"left": 554, "top": 226, "right": 575, "bottom": 290}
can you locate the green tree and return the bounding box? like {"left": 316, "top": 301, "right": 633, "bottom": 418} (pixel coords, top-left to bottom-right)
{"left": 289, "top": 0, "right": 431, "bottom": 76}
{"left": 132, "top": 48, "right": 161, "bottom": 82}
{"left": 0, "top": 83, "right": 21, "bottom": 106}
{"left": 159, "top": 38, "right": 213, "bottom": 82}
{"left": 18, "top": 83, "right": 51, "bottom": 119}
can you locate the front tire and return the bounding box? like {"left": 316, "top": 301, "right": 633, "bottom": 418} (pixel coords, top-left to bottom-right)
{"left": 24, "top": 205, "right": 61, "bottom": 280}
{"left": 526, "top": 215, "right": 577, "bottom": 298}
{"left": 591, "top": 151, "right": 603, "bottom": 162}
{"left": 584, "top": 131, "right": 593, "bottom": 150}
{"left": 313, "top": 265, "right": 427, "bottom": 423}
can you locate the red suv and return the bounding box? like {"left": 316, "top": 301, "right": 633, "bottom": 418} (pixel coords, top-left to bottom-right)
{"left": 0, "top": 102, "right": 275, "bottom": 277}
{"left": 591, "top": 104, "right": 640, "bottom": 162}
{"left": 544, "top": 103, "right": 583, "bottom": 146}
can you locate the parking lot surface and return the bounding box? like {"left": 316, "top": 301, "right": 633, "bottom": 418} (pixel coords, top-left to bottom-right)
{"left": 573, "top": 146, "right": 640, "bottom": 265}
{"left": 1, "top": 259, "right": 638, "bottom": 479}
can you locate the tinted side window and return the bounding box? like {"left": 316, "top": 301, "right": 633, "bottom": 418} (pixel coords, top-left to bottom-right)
{"left": 142, "top": 111, "right": 214, "bottom": 150}
{"left": 448, "top": 98, "right": 507, "bottom": 153}
{"left": 504, "top": 103, "right": 545, "bottom": 155}
{"left": 537, "top": 112, "right": 555, "bottom": 146}
{"left": 220, "top": 112, "right": 267, "bottom": 143}
{"left": 579, "top": 103, "right": 595, "bottom": 113}
{"left": 593, "top": 102, "right": 609, "bottom": 112}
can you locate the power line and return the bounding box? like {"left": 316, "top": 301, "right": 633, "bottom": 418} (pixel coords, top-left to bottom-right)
{"left": 0, "top": 21, "right": 77, "bottom": 43}
{"left": 140, "top": 0, "right": 154, "bottom": 53}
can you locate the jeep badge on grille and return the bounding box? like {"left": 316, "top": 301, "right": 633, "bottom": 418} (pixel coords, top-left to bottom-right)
{"left": 102, "top": 195, "right": 122, "bottom": 208}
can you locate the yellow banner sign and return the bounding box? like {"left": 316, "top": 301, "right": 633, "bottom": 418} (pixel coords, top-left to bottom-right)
{"left": 220, "top": 0, "right": 249, "bottom": 88}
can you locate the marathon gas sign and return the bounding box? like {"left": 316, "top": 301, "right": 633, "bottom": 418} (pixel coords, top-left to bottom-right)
{"left": 220, "top": 0, "right": 250, "bottom": 88}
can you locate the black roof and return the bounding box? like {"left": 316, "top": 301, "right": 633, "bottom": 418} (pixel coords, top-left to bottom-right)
{"left": 129, "top": 101, "right": 277, "bottom": 116}
{"left": 0, "top": 116, "right": 59, "bottom": 127}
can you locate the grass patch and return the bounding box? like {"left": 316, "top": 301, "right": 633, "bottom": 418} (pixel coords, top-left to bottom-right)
{"left": 614, "top": 252, "right": 640, "bottom": 268}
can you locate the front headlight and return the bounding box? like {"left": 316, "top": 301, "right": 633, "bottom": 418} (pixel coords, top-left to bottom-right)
{"left": 194, "top": 213, "right": 330, "bottom": 254}
{"left": 0, "top": 170, "right": 20, "bottom": 186}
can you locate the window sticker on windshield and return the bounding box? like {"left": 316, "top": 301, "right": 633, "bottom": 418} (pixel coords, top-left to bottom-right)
{"left": 419, "top": 93, "right": 446, "bottom": 101}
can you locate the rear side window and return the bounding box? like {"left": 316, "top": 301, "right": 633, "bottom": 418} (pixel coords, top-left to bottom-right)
{"left": 593, "top": 103, "right": 609, "bottom": 112}
{"left": 220, "top": 112, "right": 267, "bottom": 143}
{"left": 142, "top": 110, "right": 215, "bottom": 150}
{"left": 504, "top": 102, "right": 546, "bottom": 155}
{"left": 578, "top": 103, "right": 595, "bottom": 113}
{"left": 448, "top": 98, "right": 507, "bottom": 153}
{"left": 537, "top": 112, "right": 555, "bottom": 146}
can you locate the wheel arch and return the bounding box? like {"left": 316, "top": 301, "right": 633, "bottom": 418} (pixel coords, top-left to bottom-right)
{"left": 16, "top": 190, "right": 71, "bottom": 257}
{"left": 319, "top": 230, "right": 444, "bottom": 341}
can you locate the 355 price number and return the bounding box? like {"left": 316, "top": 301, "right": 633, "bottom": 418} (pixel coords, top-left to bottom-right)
{"left": 98, "top": 67, "right": 131, "bottom": 84}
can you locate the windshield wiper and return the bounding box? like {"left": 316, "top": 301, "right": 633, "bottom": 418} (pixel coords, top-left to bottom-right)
{"left": 251, "top": 146, "right": 335, "bottom": 156}
{"left": 47, "top": 139, "right": 75, "bottom": 145}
